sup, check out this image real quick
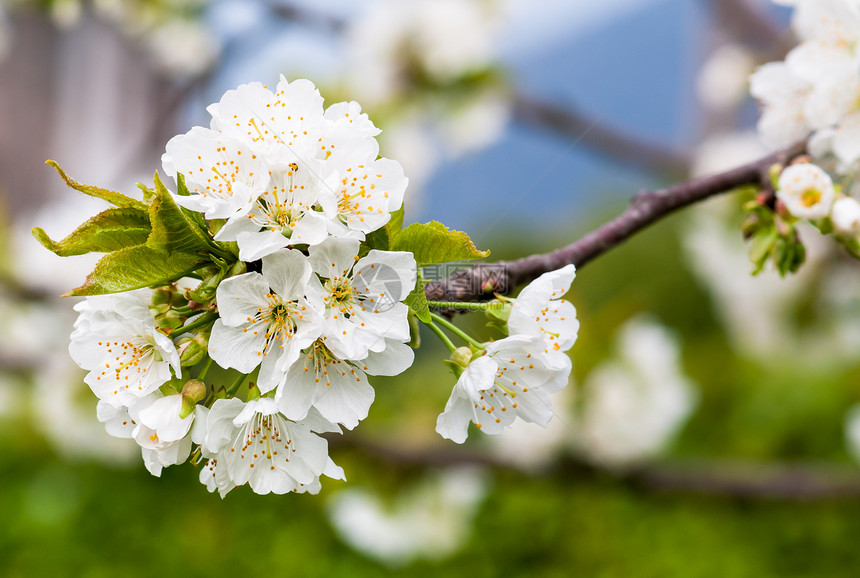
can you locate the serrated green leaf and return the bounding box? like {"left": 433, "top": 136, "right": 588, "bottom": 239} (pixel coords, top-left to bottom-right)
{"left": 150, "top": 173, "right": 218, "bottom": 256}
{"left": 404, "top": 270, "right": 430, "bottom": 323}
{"left": 32, "top": 208, "right": 151, "bottom": 257}
{"left": 391, "top": 221, "right": 489, "bottom": 265}
{"left": 47, "top": 160, "right": 147, "bottom": 211}
{"left": 66, "top": 244, "right": 206, "bottom": 296}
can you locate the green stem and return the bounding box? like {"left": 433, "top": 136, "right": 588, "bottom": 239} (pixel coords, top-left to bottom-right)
{"left": 226, "top": 371, "right": 248, "bottom": 396}
{"left": 429, "top": 312, "right": 484, "bottom": 348}
{"left": 196, "top": 357, "right": 213, "bottom": 381}
{"left": 423, "top": 320, "right": 457, "bottom": 353}
{"left": 172, "top": 305, "right": 203, "bottom": 316}
{"left": 173, "top": 311, "right": 217, "bottom": 338}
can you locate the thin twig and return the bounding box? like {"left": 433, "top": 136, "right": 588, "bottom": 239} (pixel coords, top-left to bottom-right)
{"left": 424, "top": 141, "right": 807, "bottom": 304}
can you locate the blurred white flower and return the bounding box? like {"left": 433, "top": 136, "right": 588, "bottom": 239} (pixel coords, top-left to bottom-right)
{"left": 691, "top": 132, "right": 767, "bottom": 178}
{"left": 345, "top": 0, "right": 498, "bottom": 106}
{"left": 13, "top": 196, "right": 104, "bottom": 294}
{"left": 488, "top": 386, "right": 574, "bottom": 471}
{"left": 697, "top": 44, "right": 756, "bottom": 112}
{"left": 777, "top": 163, "right": 835, "bottom": 220}
{"left": 327, "top": 468, "right": 487, "bottom": 566}
{"left": 33, "top": 354, "right": 137, "bottom": 465}
{"left": 146, "top": 18, "right": 220, "bottom": 78}
{"left": 750, "top": 61, "right": 811, "bottom": 149}
{"left": 574, "top": 316, "right": 698, "bottom": 467}
{"left": 752, "top": 1, "right": 860, "bottom": 168}
{"left": 0, "top": 374, "right": 25, "bottom": 419}
{"left": 378, "top": 116, "right": 438, "bottom": 204}
{"left": 440, "top": 91, "right": 510, "bottom": 157}
{"left": 831, "top": 196, "right": 860, "bottom": 234}
{"left": 50, "top": 0, "right": 83, "bottom": 28}
{"left": 844, "top": 403, "right": 860, "bottom": 463}
{"left": 684, "top": 198, "right": 824, "bottom": 358}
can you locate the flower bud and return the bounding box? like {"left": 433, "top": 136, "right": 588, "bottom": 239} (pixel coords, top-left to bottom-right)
{"left": 179, "top": 380, "right": 207, "bottom": 419}
{"left": 155, "top": 310, "right": 185, "bottom": 332}
{"left": 151, "top": 287, "right": 175, "bottom": 306}
{"left": 177, "top": 332, "right": 209, "bottom": 366}
{"left": 443, "top": 346, "right": 473, "bottom": 378}
{"left": 182, "top": 379, "right": 207, "bottom": 403}
{"left": 832, "top": 197, "right": 860, "bottom": 235}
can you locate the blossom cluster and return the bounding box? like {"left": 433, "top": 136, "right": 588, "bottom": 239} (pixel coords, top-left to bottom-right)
{"left": 752, "top": 0, "right": 860, "bottom": 167}
{"left": 51, "top": 77, "right": 579, "bottom": 497}
{"left": 747, "top": 2, "right": 860, "bottom": 265}
{"left": 67, "top": 78, "right": 420, "bottom": 496}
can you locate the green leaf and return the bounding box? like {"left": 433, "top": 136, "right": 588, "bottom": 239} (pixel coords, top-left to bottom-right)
{"left": 391, "top": 221, "right": 489, "bottom": 265}
{"left": 360, "top": 226, "right": 390, "bottom": 258}
{"left": 66, "top": 244, "right": 206, "bottom": 296}
{"left": 749, "top": 228, "right": 778, "bottom": 275}
{"left": 47, "top": 160, "right": 147, "bottom": 211}
{"left": 387, "top": 206, "right": 405, "bottom": 237}
{"left": 32, "top": 208, "right": 151, "bottom": 257}
{"left": 150, "top": 173, "right": 219, "bottom": 256}
{"left": 404, "top": 270, "right": 431, "bottom": 323}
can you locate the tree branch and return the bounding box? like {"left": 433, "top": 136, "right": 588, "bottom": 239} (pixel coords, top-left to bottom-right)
{"left": 329, "top": 435, "right": 860, "bottom": 501}
{"left": 512, "top": 94, "right": 691, "bottom": 177}
{"left": 424, "top": 141, "right": 807, "bottom": 304}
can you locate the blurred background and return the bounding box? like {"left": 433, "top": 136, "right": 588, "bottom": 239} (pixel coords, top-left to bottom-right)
{"left": 5, "top": 0, "right": 860, "bottom": 576}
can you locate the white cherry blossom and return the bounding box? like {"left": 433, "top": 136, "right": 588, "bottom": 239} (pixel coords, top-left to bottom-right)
{"left": 436, "top": 335, "right": 568, "bottom": 444}
{"left": 327, "top": 156, "right": 408, "bottom": 239}
{"left": 209, "top": 249, "right": 322, "bottom": 393}
{"left": 777, "top": 163, "right": 836, "bottom": 219}
{"left": 508, "top": 264, "right": 579, "bottom": 373}
{"left": 162, "top": 126, "right": 269, "bottom": 219}
{"left": 277, "top": 338, "right": 414, "bottom": 429}
{"left": 214, "top": 161, "right": 336, "bottom": 261}
{"left": 69, "top": 291, "right": 181, "bottom": 407}
{"left": 200, "top": 397, "right": 344, "bottom": 496}
{"left": 307, "top": 237, "right": 415, "bottom": 360}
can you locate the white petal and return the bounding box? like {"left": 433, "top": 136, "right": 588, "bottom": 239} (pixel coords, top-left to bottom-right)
{"left": 309, "top": 237, "right": 361, "bottom": 279}
{"left": 208, "top": 319, "right": 267, "bottom": 373}
{"left": 362, "top": 340, "right": 415, "bottom": 376}
{"left": 214, "top": 273, "right": 271, "bottom": 327}
{"left": 262, "top": 249, "right": 312, "bottom": 300}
